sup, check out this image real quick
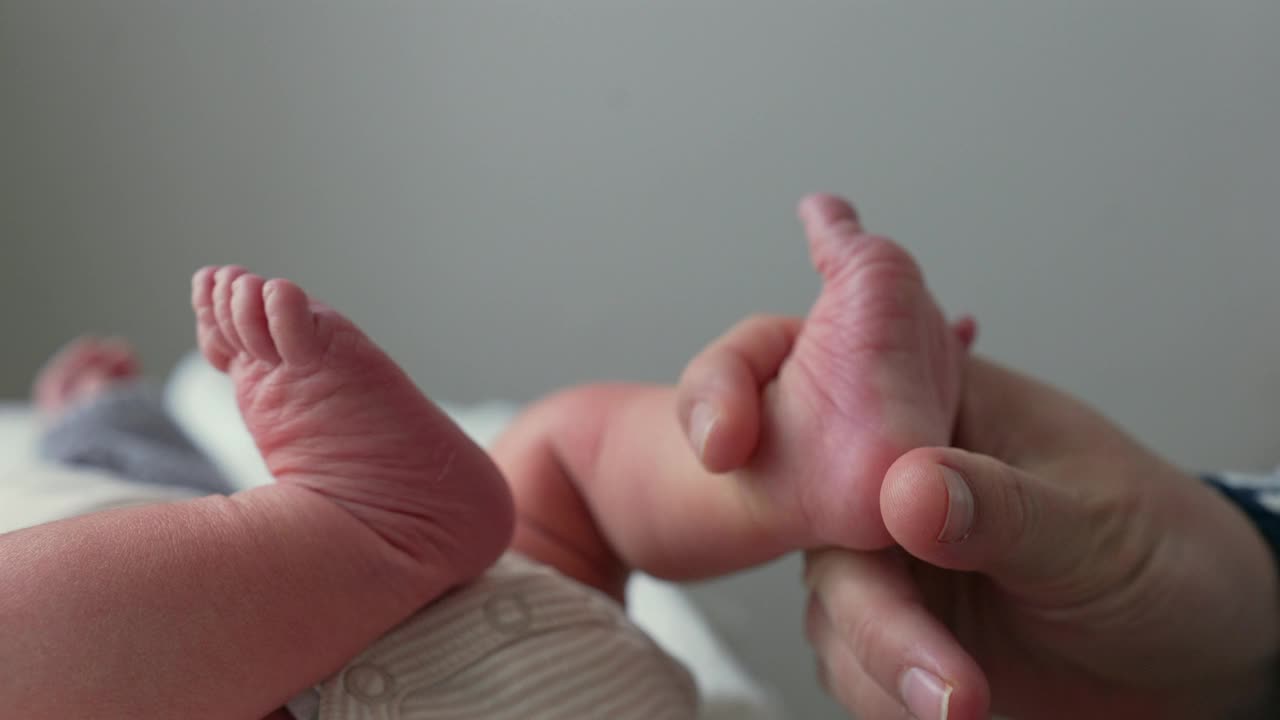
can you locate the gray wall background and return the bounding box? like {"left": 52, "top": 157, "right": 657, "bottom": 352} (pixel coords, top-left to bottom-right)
{"left": 3, "top": 2, "right": 1280, "bottom": 718}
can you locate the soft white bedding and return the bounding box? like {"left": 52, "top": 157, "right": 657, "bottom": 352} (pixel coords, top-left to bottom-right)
{"left": 0, "top": 404, "right": 36, "bottom": 472}
{"left": 0, "top": 356, "right": 788, "bottom": 719}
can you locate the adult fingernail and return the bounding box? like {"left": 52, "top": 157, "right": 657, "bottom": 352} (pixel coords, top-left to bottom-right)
{"left": 937, "top": 466, "right": 974, "bottom": 544}
{"left": 688, "top": 401, "right": 719, "bottom": 462}
{"left": 899, "top": 667, "right": 953, "bottom": 720}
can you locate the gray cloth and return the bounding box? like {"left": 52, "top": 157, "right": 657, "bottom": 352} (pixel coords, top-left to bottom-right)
{"left": 38, "top": 382, "right": 234, "bottom": 496}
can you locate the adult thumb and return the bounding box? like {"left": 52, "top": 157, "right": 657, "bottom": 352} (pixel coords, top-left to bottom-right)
{"left": 879, "top": 446, "right": 1132, "bottom": 597}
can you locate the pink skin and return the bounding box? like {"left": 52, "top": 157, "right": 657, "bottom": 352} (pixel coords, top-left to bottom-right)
{"left": 673, "top": 237, "right": 1280, "bottom": 717}
{"left": 1, "top": 272, "right": 514, "bottom": 720}
{"left": 191, "top": 266, "right": 514, "bottom": 578}
{"left": 492, "top": 194, "right": 973, "bottom": 597}
{"left": 23, "top": 194, "right": 1267, "bottom": 720}
{"left": 678, "top": 193, "right": 970, "bottom": 549}
{"left": 32, "top": 337, "right": 141, "bottom": 418}
{"left": 769, "top": 194, "right": 968, "bottom": 547}
{"left": 5, "top": 192, "right": 968, "bottom": 716}
{"left": 801, "top": 360, "right": 1280, "bottom": 720}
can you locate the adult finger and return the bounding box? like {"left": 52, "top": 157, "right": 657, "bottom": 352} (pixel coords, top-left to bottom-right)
{"left": 804, "top": 548, "right": 990, "bottom": 720}
{"left": 807, "top": 593, "right": 915, "bottom": 719}
{"left": 676, "top": 314, "right": 801, "bottom": 472}
{"left": 880, "top": 446, "right": 1136, "bottom": 601}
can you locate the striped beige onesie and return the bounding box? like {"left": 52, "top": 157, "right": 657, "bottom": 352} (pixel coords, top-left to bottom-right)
{"left": 288, "top": 552, "right": 699, "bottom": 720}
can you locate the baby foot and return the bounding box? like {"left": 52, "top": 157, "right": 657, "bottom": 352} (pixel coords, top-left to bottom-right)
{"left": 192, "top": 266, "right": 513, "bottom": 584}
{"left": 33, "top": 337, "right": 140, "bottom": 419}
{"left": 750, "top": 195, "right": 966, "bottom": 549}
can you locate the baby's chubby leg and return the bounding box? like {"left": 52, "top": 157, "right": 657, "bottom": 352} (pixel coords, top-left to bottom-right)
{"left": 0, "top": 270, "right": 513, "bottom": 719}
{"left": 192, "top": 266, "right": 513, "bottom": 580}
{"left": 494, "top": 194, "right": 973, "bottom": 589}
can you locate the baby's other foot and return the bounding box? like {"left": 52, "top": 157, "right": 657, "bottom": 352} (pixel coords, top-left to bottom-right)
{"left": 33, "top": 337, "right": 140, "bottom": 419}
{"left": 192, "top": 266, "right": 513, "bottom": 585}
{"left": 752, "top": 195, "right": 966, "bottom": 549}
{"left": 686, "top": 193, "right": 962, "bottom": 545}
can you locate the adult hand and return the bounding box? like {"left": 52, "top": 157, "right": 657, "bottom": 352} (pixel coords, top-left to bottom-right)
{"left": 804, "top": 357, "right": 1280, "bottom": 719}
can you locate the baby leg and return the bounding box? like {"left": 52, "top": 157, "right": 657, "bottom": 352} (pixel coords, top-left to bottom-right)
{"left": 494, "top": 195, "right": 973, "bottom": 587}
{"left": 3, "top": 269, "right": 517, "bottom": 719}
{"left": 191, "top": 266, "right": 514, "bottom": 583}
